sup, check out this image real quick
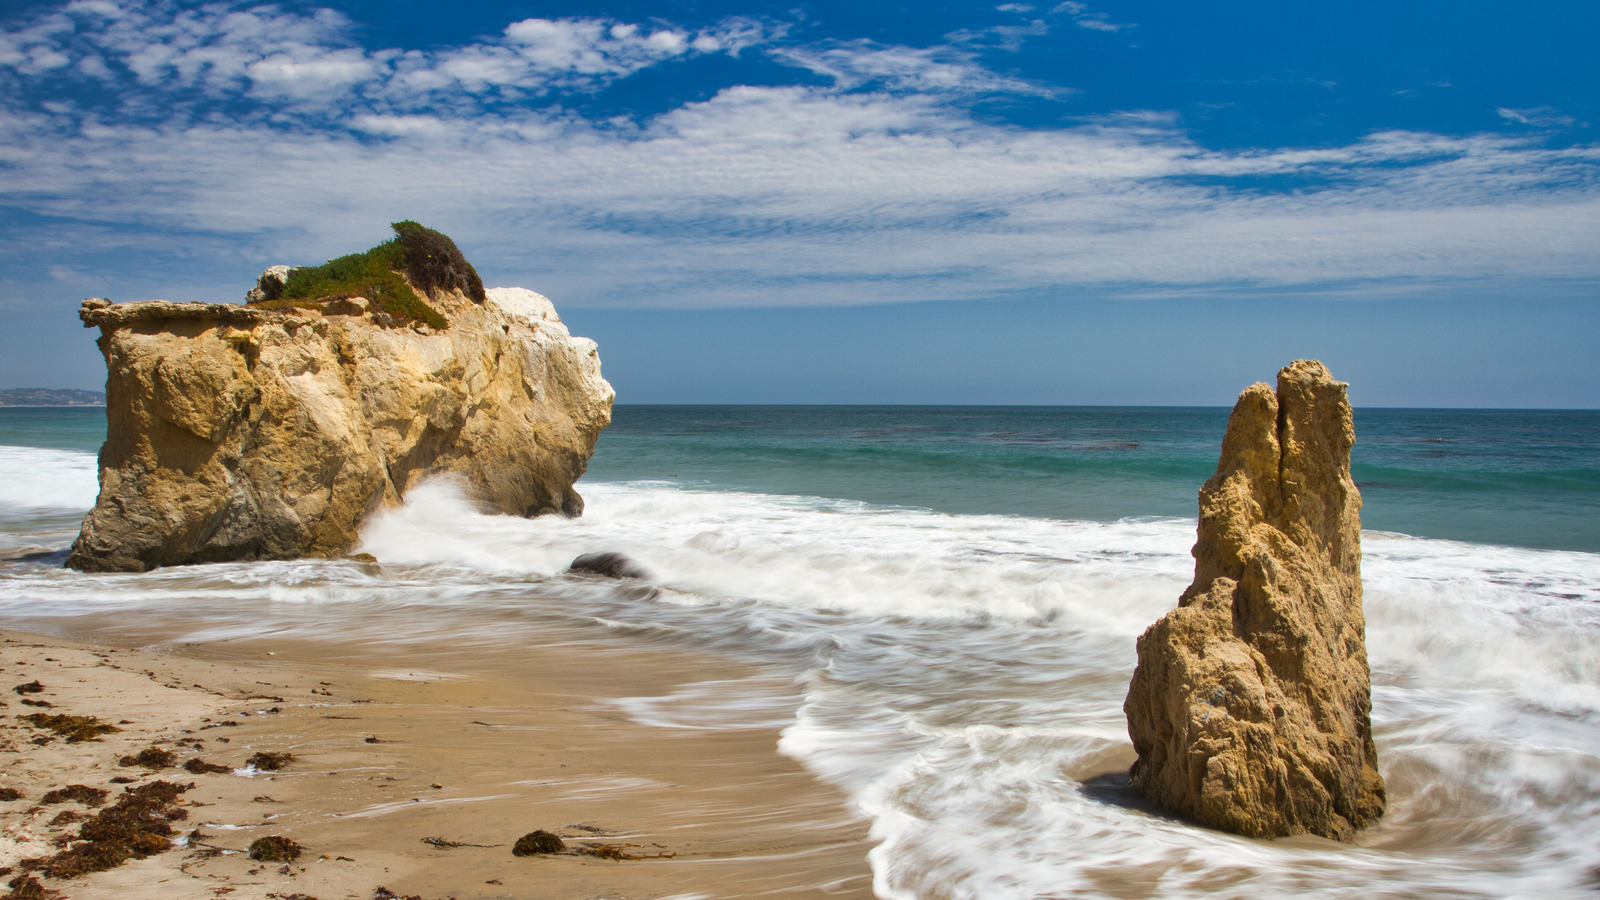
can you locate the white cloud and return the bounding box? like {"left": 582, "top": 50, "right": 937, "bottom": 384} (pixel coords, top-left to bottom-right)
{"left": 2, "top": 3, "right": 776, "bottom": 114}
{"left": 0, "top": 2, "right": 1593, "bottom": 312}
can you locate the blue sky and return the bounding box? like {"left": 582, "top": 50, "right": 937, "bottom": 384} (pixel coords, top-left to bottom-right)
{"left": 1, "top": 0, "right": 1595, "bottom": 406}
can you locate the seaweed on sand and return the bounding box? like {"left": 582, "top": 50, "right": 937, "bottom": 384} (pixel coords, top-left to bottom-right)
{"left": 247, "top": 835, "right": 303, "bottom": 862}
{"left": 20, "top": 780, "right": 191, "bottom": 879}
{"left": 1, "top": 874, "right": 58, "bottom": 899}
{"left": 511, "top": 831, "right": 565, "bottom": 856}
{"left": 182, "top": 757, "right": 231, "bottom": 775}
{"left": 17, "top": 713, "right": 119, "bottom": 743}
{"left": 118, "top": 747, "right": 176, "bottom": 769}
{"left": 39, "top": 785, "right": 107, "bottom": 807}
{"left": 246, "top": 751, "right": 295, "bottom": 771}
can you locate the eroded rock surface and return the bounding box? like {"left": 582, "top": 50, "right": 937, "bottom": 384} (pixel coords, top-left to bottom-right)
{"left": 1123, "top": 360, "right": 1384, "bottom": 840}
{"left": 67, "top": 287, "right": 613, "bottom": 572}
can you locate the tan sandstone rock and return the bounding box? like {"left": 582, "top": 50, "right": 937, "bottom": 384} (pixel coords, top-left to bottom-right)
{"left": 1123, "top": 360, "right": 1384, "bottom": 840}
{"left": 66, "top": 286, "right": 613, "bottom": 572}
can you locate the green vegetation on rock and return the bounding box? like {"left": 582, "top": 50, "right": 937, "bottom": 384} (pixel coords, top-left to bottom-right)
{"left": 266, "top": 220, "right": 485, "bottom": 330}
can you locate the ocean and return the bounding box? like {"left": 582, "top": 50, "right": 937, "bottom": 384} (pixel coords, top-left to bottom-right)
{"left": 2, "top": 404, "right": 1598, "bottom": 898}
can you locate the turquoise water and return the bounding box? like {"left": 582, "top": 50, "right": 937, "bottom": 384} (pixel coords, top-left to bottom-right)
{"left": 6, "top": 404, "right": 1598, "bottom": 551}
{"left": 584, "top": 405, "right": 1600, "bottom": 552}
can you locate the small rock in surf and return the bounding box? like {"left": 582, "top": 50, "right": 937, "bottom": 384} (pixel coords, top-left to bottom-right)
{"left": 567, "top": 552, "right": 650, "bottom": 580}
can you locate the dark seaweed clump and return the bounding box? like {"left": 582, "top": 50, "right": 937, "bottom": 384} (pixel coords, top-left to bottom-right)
{"left": 264, "top": 221, "right": 484, "bottom": 330}
{"left": 0, "top": 788, "right": 24, "bottom": 802}
{"left": 118, "top": 747, "right": 176, "bottom": 770}
{"left": 246, "top": 751, "right": 295, "bottom": 771}
{"left": 18, "top": 714, "right": 118, "bottom": 743}
{"left": 1, "top": 874, "right": 57, "bottom": 899}
{"left": 247, "top": 835, "right": 303, "bottom": 862}
{"left": 21, "top": 780, "right": 191, "bottom": 879}
{"left": 40, "top": 785, "right": 107, "bottom": 807}
{"left": 12, "top": 681, "right": 42, "bottom": 695}
{"left": 182, "top": 757, "right": 232, "bottom": 775}
{"left": 511, "top": 831, "right": 566, "bottom": 856}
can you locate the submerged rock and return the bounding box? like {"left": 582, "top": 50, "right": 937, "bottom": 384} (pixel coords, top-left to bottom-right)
{"left": 1123, "top": 360, "right": 1385, "bottom": 841}
{"left": 67, "top": 227, "right": 613, "bottom": 572}
{"left": 567, "top": 552, "right": 651, "bottom": 580}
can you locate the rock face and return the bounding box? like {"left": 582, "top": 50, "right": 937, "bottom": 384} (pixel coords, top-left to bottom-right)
{"left": 67, "top": 286, "right": 613, "bottom": 572}
{"left": 1123, "top": 360, "right": 1384, "bottom": 841}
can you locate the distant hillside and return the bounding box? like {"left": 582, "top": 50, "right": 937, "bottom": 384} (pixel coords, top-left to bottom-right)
{"left": 0, "top": 388, "right": 105, "bottom": 407}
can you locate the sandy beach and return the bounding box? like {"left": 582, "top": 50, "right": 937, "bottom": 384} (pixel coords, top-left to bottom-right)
{"left": 0, "top": 625, "right": 873, "bottom": 900}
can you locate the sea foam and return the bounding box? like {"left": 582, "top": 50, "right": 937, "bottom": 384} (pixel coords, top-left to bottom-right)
{"left": 0, "top": 445, "right": 98, "bottom": 512}
{"left": 2, "top": 471, "right": 1597, "bottom": 897}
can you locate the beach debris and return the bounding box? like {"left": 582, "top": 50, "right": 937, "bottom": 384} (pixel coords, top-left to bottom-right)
{"left": 574, "top": 843, "right": 641, "bottom": 861}
{"left": 247, "top": 835, "right": 303, "bottom": 862}
{"left": 118, "top": 746, "right": 177, "bottom": 769}
{"left": 183, "top": 758, "right": 232, "bottom": 775}
{"left": 566, "top": 552, "right": 651, "bottom": 580}
{"left": 1, "top": 874, "right": 57, "bottom": 899}
{"left": 11, "top": 682, "right": 42, "bottom": 695}
{"left": 0, "top": 788, "right": 24, "bottom": 802}
{"left": 1124, "top": 360, "right": 1386, "bottom": 841}
{"left": 420, "top": 836, "right": 497, "bottom": 850}
{"left": 46, "top": 812, "right": 81, "bottom": 827}
{"left": 17, "top": 713, "right": 119, "bottom": 743}
{"left": 19, "top": 780, "right": 191, "bottom": 879}
{"left": 18, "top": 700, "right": 51, "bottom": 708}
{"left": 511, "top": 831, "right": 566, "bottom": 856}
{"left": 372, "top": 888, "right": 423, "bottom": 900}
{"left": 246, "top": 751, "right": 296, "bottom": 771}
{"left": 40, "top": 785, "right": 107, "bottom": 807}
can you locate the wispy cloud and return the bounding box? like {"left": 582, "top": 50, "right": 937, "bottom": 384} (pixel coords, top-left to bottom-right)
{"left": 1051, "top": 2, "right": 1131, "bottom": 33}
{"left": 0, "top": 1, "right": 1595, "bottom": 312}
{"left": 769, "top": 39, "right": 1052, "bottom": 95}
{"left": 1498, "top": 106, "right": 1579, "bottom": 128}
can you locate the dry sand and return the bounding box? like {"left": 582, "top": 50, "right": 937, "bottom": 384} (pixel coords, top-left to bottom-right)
{"left": 0, "top": 626, "right": 874, "bottom": 899}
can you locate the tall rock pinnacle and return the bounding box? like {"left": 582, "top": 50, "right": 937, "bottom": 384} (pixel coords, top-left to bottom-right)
{"left": 1123, "top": 360, "right": 1385, "bottom": 840}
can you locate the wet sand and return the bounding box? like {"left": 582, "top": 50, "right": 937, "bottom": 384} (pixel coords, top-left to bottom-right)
{"left": 0, "top": 626, "right": 874, "bottom": 899}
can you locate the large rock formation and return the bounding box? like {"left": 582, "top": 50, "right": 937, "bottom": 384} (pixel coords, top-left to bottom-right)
{"left": 1123, "top": 360, "right": 1384, "bottom": 841}
{"left": 66, "top": 265, "right": 613, "bottom": 572}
